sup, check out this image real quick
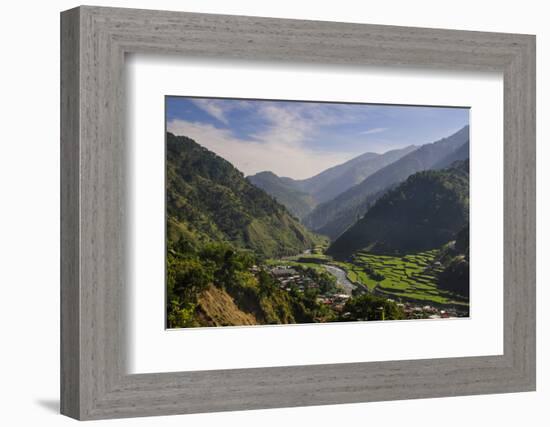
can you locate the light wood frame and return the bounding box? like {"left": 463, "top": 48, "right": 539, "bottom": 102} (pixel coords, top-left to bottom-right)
{"left": 60, "top": 5, "right": 536, "bottom": 420}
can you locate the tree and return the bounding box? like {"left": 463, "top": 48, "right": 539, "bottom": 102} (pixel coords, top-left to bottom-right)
{"left": 341, "top": 294, "right": 404, "bottom": 321}
{"left": 167, "top": 299, "right": 199, "bottom": 328}
{"left": 167, "top": 255, "right": 212, "bottom": 303}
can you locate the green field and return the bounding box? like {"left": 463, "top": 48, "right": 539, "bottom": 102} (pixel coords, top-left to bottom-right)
{"left": 340, "top": 250, "right": 468, "bottom": 307}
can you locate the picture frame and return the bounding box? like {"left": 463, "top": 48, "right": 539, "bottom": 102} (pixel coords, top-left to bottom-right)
{"left": 60, "top": 5, "right": 536, "bottom": 420}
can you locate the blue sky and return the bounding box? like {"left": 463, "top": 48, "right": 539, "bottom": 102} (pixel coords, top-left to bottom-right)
{"left": 166, "top": 96, "right": 469, "bottom": 179}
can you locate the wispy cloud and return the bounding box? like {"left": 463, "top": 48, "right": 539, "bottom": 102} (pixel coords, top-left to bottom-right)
{"left": 250, "top": 101, "right": 370, "bottom": 146}
{"left": 167, "top": 118, "right": 354, "bottom": 179}
{"left": 191, "top": 99, "right": 232, "bottom": 124}
{"left": 252, "top": 103, "right": 312, "bottom": 146}
{"left": 359, "top": 127, "right": 388, "bottom": 135}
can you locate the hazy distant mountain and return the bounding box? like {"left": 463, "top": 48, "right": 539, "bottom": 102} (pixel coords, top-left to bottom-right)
{"left": 315, "top": 187, "right": 393, "bottom": 239}
{"left": 327, "top": 160, "right": 469, "bottom": 259}
{"left": 247, "top": 171, "right": 316, "bottom": 219}
{"left": 247, "top": 145, "right": 416, "bottom": 218}
{"left": 296, "top": 145, "right": 416, "bottom": 204}
{"left": 433, "top": 140, "right": 469, "bottom": 170}
{"left": 304, "top": 126, "right": 470, "bottom": 238}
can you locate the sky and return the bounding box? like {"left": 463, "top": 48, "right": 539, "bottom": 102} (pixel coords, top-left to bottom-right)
{"left": 166, "top": 96, "right": 469, "bottom": 180}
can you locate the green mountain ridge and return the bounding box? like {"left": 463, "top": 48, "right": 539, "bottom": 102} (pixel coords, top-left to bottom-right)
{"left": 166, "top": 133, "right": 321, "bottom": 258}
{"left": 246, "top": 171, "right": 316, "bottom": 219}
{"left": 327, "top": 160, "right": 469, "bottom": 259}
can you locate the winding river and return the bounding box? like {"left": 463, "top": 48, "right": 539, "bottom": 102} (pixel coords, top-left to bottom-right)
{"left": 323, "top": 265, "right": 355, "bottom": 295}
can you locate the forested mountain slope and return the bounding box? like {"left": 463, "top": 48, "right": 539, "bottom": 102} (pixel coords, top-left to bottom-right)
{"left": 247, "top": 171, "right": 316, "bottom": 220}
{"left": 166, "top": 132, "right": 320, "bottom": 258}
{"left": 327, "top": 160, "right": 469, "bottom": 259}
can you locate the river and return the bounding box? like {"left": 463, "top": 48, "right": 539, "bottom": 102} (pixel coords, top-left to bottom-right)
{"left": 323, "top": 265, "right": 355, "bottom": 295}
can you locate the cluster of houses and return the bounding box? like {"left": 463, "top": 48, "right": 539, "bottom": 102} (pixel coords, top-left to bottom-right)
{"left": 269, "top": 266, "right": 302, "bottom": 290}
{"left": 399, "top": 302, "right": 466, "bottom": 319}
{"left": 268, "top": 265, "right": 351, "bottom": 310}
{"left": 315, "top": 294, "right": 351, "bottom": 312}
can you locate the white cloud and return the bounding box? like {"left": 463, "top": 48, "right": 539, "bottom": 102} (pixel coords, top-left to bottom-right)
{"left": 167, "top": 119, "right": 354, "bottom": 179}
{"left": 252, "top": 103, "right": 312, "bottom": 146}
{"left": 359, "top": 127, "right": 388, "bottom": 135}
{"left": 191, "top": 99, "right": 231, "bottom": 124}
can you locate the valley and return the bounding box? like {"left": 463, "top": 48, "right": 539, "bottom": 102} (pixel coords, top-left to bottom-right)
{"left": 166, "top": 124, "right": 471, "bottom": 328}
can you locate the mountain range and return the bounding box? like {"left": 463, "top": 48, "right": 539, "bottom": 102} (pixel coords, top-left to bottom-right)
{"left": 248, "top": 125, "right": 470, "bottom": 240}
{"left": 303, "top": 126, "right": 469, "bottom": 238}
{"left": 247, "top": 144, "right": 416, "bottom": 219}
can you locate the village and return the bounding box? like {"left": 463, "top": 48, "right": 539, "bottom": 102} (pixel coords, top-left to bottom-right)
{"left": 263, "top": 263, "right": 468, "bottom": 321}
{"left": 398, "top": 302, "right": 467, "bottom": 320}
{"left": 267, "top": 264, "right": 352, "bottom": 313}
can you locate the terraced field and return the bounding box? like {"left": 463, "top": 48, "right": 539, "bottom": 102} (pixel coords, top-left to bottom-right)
{"left": 342, "top": 250, "right": 468, "bottom": 307}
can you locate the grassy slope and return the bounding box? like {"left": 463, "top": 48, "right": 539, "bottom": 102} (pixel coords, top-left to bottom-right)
{"left": 196, "top": 284, "right": 258, "bottom": 327}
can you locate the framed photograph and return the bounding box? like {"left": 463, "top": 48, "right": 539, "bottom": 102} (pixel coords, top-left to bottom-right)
{"left": 61, "top": 6, "right": 536, "bottom": 420}
{"left": 164, "top": 97, "right": 471, "bottom": 329}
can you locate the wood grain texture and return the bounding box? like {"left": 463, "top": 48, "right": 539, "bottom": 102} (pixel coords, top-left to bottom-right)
{"left": 60, "top": 6, "right": 536, "bottom": 420}
{"left": 60, "top": 7, "right": 80, "bottom": 419}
